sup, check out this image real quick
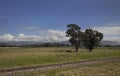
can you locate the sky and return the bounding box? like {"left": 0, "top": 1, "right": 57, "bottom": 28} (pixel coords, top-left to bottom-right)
{"left": 0, "top": 0, "right": 120, "bottom": 42}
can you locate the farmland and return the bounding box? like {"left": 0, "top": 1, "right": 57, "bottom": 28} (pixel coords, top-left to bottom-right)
{"left": 0, "top": 47, "right": 120, "bottom": 69}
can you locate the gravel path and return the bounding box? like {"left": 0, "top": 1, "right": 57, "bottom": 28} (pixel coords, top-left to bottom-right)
{"left": 0, "top": 57, "right": 120, "bottom": 74}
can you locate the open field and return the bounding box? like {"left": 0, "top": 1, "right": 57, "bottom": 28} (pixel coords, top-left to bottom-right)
{"left": 0, "top": 47, "right": 120, "bottom": 69}
{"left": 0, "top": 61, "right": 120, "bottom": 76}
{"left": 50, "top": 61, "right": 120, "bottom": 76}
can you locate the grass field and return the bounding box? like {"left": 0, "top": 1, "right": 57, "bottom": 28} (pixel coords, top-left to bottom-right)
{"left": 0, "top": 47, "right": 120, "bottom": 69}
{"left": 49, "top": 61, "right": 120, "bottom": 76}
{"left": 1, "top": 61, "right": 120, "bottom": 76}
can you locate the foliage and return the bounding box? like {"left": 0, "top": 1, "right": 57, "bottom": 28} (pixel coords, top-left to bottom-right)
{"left": 66, "top": 24, "right": 103, "bottom": 52}
{"left": 66, "top": 24, "right": 83, "bottom": 52}
{"left": 82, "top": 28, "right": 103, "bottom": 52}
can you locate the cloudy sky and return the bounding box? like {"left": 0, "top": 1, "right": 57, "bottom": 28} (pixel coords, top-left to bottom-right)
{"left": 0, "top": 0, "right": 120, "bottom": 42}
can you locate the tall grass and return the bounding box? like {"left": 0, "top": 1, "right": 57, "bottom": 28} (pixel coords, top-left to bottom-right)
{"left": 55, "top": 61, "right": 120, "bottom": 76}
{"left": 1, "top": 61, "right": 120, "bottom": 76}
{"left": 0, "top": 47, "right": 120, "bottom": 69}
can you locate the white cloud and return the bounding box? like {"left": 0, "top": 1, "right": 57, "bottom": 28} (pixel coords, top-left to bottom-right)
{"left": 39, "top": 29, "right": 68, "bottom": 42}
{"left": 0, "top": 34, "right": 14, "bottom": 42}
{"left": 18, "top": 33, "right": 25, "bottom": 38}
{"left": 14, "top": 33, "right": 41, "bottom": 42}
{"left": 0, "top": 29, "right": 68, "bottom": 42}
{"left": 92, "top": 25, "right": 120, "bottom": 42}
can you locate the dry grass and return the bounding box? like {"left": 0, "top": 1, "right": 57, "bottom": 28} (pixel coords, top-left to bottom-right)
{"left": 0, "top": 47, "right": 120, "bottom": 69}
{"left": 56, "top": 61, "right": 120, "bottom": 76}
{"left": 0, "top": 61, "right": 120, "bottom": 76}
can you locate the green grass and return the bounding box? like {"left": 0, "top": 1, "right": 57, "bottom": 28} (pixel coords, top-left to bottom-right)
{"left": 1, "top": 61, "right": 120, "bottom": 76}
{"left": 0, "top": 47, "right": 120, "bottom": 69}
{"left": 55, "top": 61, "right": 120, "bottom": 76}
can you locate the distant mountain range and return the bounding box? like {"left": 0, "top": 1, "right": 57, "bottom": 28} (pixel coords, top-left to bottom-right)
{"left": 0, "top": 40, "right": 120, "bottom": 46}
{"left": 100, "top": 41, "right": 120, "bottom": 46}
{"left": 0, "top": 41, "right": 44, "bottom": 46}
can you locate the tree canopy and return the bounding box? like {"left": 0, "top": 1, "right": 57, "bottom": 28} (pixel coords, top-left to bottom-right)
{"left": 66, "top": 24, "right": 83, "bottom": 52}
{"left": 82, "top": 28, "right": 103, "bottom": 52}
{"left": 66, "top": 24, "right": 103, "bottom": 52}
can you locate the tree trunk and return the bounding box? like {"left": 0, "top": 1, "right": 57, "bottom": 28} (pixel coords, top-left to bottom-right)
{"left": 89, "top": 49, "right": 92, "bottom": 52}
{"left": 75, "top": 45, "right": 79, "bottom": 52}
{"left": 89, "top": 46, "right": 93, "bottom": 52}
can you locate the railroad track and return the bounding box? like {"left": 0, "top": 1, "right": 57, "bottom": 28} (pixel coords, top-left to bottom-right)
{"left": 0, "top": 57, "right": 120, "bottom": 74}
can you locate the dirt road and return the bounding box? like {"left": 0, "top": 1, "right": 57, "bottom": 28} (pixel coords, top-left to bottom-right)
{"left": 0, "top": 57, "right": 120, "bottom": 74}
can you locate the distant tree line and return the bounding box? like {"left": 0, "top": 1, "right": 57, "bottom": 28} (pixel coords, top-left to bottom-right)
{"left": 19, "top": 43, "right": 71, "bottom": 47}
{"left": 0, "top": 43, "right": 119, "bottom": 48}
{"left": 0, "top": 43, "right": 17, "bottom": 47}
{"left": 0, "top": 43, "right": 70, "bottom": 47}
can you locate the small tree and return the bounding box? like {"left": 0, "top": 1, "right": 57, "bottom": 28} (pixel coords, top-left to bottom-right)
{"left": 66, "top": 24, "right": 82, "bottom": 52}
{"left": 82, "top": 28, "right": 103, "bottom": 52}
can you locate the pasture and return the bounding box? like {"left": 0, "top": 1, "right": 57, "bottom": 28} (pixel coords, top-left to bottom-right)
{"left": 48, "top": 61, "right": 120, "bottom": 76}
{"left": 0, "top": 60, "right": 120, "bottom": 76}
{"left": 0, "top": 47, "right": 120, "bottom": 69}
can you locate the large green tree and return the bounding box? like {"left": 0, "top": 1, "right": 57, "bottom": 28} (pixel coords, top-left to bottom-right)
{"left": 82, "top": 28, "right": 103, "bottom": 52}
{"left": 66, "top": 24, "right": 82, "bottom": 52}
